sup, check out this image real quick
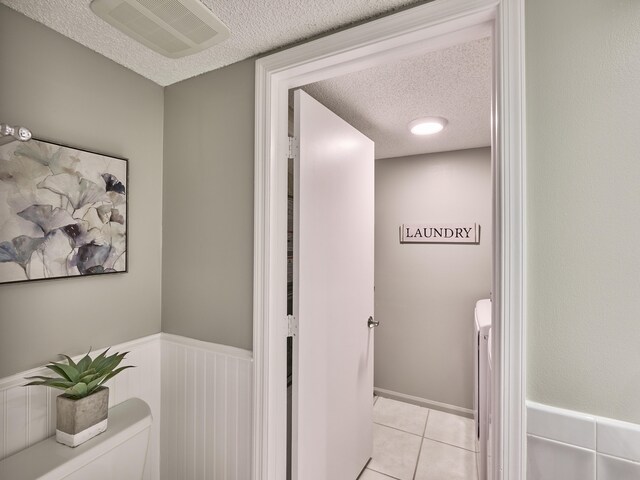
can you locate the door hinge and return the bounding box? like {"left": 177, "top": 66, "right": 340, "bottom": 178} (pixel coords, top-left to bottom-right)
{"left": 288, "top": 136, "right": 295, "bottom": 160}
{"left": 287, "top": 314, "right": 298, "bottom": 337}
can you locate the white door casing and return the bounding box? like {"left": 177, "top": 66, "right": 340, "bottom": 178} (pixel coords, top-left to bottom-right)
{"left": 291, "top": 90, "right": 375, "bottom": 480}
{"left": 253, "top": 1, "right": 526, "bottom": 479}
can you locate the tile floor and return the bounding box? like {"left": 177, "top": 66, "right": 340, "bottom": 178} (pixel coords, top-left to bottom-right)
{"left": 358, "top": 397, "right": 478, "bottom": 480}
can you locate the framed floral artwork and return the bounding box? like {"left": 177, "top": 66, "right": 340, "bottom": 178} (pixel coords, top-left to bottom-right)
{"left": 0, "top": 138, "right": 128, "bottom": 284}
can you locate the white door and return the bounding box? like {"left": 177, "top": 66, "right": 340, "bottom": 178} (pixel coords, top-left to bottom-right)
{"left": 292, "top": 90, "right": 375, "bottom": 480}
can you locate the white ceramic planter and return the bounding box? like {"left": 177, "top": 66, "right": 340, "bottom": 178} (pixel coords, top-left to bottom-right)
{"left": 56, "top": 386, "right": 109, "bottom": 447}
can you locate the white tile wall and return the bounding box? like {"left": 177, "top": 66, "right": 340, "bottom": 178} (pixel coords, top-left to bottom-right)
{"left": 527, "top": 401, "right": 640, "bottom": 480}
{"left": 596, "top": 416, "right": 640, "bottom": 463}
{"left": 0, "top": 333, "right": 253, "bottom": 480}
{"left": 597, "top": 453, "right": 640, "bottom": 480}
{"left": 527, "top": 434, "right": 596, "bottom": 480}
{"left": 527, "top": 401, "right": 596, "bottom": 449}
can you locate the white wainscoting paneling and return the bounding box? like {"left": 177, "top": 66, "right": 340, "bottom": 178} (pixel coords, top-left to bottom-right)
{"left": 527, "top": 401, "right": 640, "bottom": 480}
{"left": 0, "top": 333, "right": 253, "bottom": 480}
{"left": 0, "top": 333, "right": 162, "bottom": 480}
{"left": 161, "top": 333, "right": 253, "bottom": 480}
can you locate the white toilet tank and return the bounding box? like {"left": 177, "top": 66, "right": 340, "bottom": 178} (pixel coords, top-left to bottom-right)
{"left": 0, "top": 398, "right": 152, "bottom": 480}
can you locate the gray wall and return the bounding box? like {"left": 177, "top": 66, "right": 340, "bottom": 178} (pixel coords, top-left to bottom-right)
{"left": 526, "top": 0, "right": 640, "bottom": 423}
{"left": 162, "top": 60, "right": 254, "bottom": 350}
{"left": 0, "top": 6, "right": 164, "bottom": 378}
{"left": 159, "top": 0, "right": 640, "bottom": 425}
{"left": 4, "top": 0, "right": 639, "bottom": 427}
{"left": 374, "top": 148, "right": 492, "bottom": 410}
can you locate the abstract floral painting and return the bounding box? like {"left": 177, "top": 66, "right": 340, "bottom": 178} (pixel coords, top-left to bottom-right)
{"left": 0, "top": 139, "right": 128, "bottom": 284}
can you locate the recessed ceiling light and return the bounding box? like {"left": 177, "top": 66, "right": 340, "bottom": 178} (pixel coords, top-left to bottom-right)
{"left": 408, "top": 117, "right": 448, "bottom": 135}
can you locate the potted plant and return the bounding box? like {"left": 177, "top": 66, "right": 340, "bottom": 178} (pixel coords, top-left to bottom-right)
{"left": 25, "top": 348, "right": 134, "bottom": 447}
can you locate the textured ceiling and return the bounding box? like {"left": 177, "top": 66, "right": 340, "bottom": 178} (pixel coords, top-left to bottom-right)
{"left": 301, "top": 37, "right": 492, "bottom": 159}
{"left": 0, "top": 0, "right": 431, "bottom": 86}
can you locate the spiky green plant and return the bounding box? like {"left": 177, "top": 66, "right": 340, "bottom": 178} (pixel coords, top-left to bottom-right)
{"left": 24, "top": 348, "right": 134, "bottom": 399}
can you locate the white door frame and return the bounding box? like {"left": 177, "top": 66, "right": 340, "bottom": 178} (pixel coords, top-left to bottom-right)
{"left": 252, "top": 0, "right": 526, "bottom": 479}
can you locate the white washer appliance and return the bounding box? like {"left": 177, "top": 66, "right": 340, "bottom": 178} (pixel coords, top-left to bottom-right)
{"left": 487, "top": 327, "right": 494, "bottom": 479}
{"left": 474, "top": 298, "right": 492, "bottom": 480}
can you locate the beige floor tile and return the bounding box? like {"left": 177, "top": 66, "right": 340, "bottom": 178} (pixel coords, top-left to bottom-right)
{"left": 368, "top": 424, "right": 422, "bottom": 480}
{"left": 373, "top": 397, "right": 430, "bottom": 435}
{"left": 358, "top": 468, "right": 399, "bottom": 479}
{"left": 414, "top": 439, "right": 478, "bottom": 480}
{"left": 424, "top": 410, "right": 476, "bottom": 451}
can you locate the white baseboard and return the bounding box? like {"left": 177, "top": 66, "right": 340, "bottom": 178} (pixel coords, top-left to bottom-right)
{"left": 374, "top": 387, "right": 474, "bottom": 418}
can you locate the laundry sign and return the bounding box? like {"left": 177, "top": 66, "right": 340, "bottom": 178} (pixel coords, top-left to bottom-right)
{"left": 400, "top": 223, "right": 479, "bottom": 244}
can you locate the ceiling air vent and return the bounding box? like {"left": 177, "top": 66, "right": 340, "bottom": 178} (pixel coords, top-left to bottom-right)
{"left": 90, "top": 0, "right": 230, "bottom": 58}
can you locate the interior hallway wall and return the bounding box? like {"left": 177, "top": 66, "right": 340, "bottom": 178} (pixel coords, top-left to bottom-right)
{"left": 162, "top": 60, "right": 255, "bottom": 350}
{"left": 375, "top": 147, "right": 492, "bottom": 410}
{"left": 526, "top": 0, "right": 640, "bottom": 423}
{"left": 0, "top": 5, "right": 164, "bottom": 378}
{"left": 4, "top": 0, "right": 636, "bottom": 430}
{"left": 157, "top": 0, "right": 640, "bottom": 430}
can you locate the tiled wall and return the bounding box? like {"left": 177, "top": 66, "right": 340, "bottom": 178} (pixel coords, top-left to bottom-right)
{"left": 527, "top": 402, "right": 640, "bottom": 480}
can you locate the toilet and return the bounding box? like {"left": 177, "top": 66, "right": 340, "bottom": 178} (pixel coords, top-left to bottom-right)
{"left": 0, "top": 398, "right": 152, "bottom": 480}
{"left": 474, "top": 298, "right": 492, "bottom": 480}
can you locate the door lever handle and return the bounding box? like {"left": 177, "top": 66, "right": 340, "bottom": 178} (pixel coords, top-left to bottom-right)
{"left": 368, "top": 316, "right": 380, "bottom": 328}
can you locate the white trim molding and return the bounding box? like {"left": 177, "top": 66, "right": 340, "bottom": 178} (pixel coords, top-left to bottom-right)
{"left": 253, "top": 0, "right": 526, "bottom": 479}
{"left": 494, "top": 0, "right": 527, "bottom": 479}
{"left": 161, "top": 332, "right": 253, "bottom": 360}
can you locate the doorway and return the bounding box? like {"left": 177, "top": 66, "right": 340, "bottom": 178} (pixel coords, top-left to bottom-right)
{"left": 252, "top": 1, "right": 526, "bottom": 480}
{"left": 288, "top": 32, "right": 493, "bottom": 479}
